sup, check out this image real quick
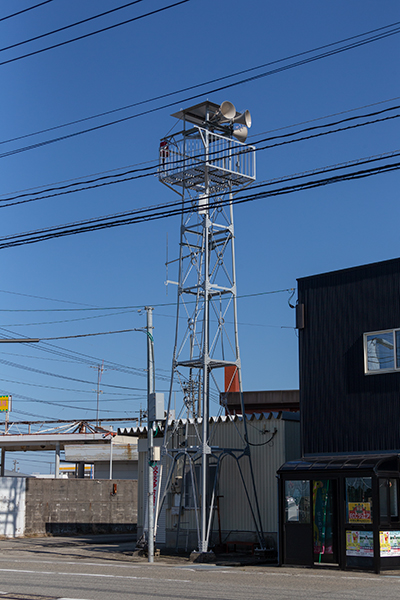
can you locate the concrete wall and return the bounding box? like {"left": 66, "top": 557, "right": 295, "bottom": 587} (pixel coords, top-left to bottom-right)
{"left": 25, "top": 478, "right": 137, "bottom": 536}
{"left": 0, "top": 477, "right": 25, "bottom": 537}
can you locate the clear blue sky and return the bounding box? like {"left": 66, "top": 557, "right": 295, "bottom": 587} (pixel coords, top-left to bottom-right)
{"left": 0, "top": 0, "right": 399, "bottom": 473}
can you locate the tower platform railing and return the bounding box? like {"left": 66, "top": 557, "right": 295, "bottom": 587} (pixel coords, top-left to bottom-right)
{"left": 159, "top": 126, "right": 256, "bottom": 192}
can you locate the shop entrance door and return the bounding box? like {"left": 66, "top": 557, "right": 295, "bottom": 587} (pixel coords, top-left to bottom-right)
{"left": 313, "top": 479, "right": 338, "bottom": 564}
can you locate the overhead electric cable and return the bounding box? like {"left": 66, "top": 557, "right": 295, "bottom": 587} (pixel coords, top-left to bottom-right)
{"left": 0, "top": 109, "right": 398, "bottom": 208}
{"left": 0, "top": 0, "right": 190, "bottom": 68}
{"left": 4, "top": 308, "right": 138, "bottom": 328}
{"left": 249, "top": 95, "right": 400, "bottom": 139}
{"left": 0, "top": 356, "right": 144, "bottom": 390}
{"left": 0, "top": 20, "right": 399, "bottom": 159}
{"left": 6, "top": 390, "right": 126, "bottom": 413}
{"left": 0, "top": 286, "right": 294, "bottom": 312}
{"left": 0, "top": 1, "right": 54, "bottom": 22}
{"left": 1, "top": 20, "right": 399, "bottom": 148}
{"left": 2, "top": 95, "right": 398, "bottom": 202}
{"left": 0, "top": 107, "right": 400, "bottom": 213}
{"left": 0, "top": 1, "right": 146, "bottom": 54}
{"left": 0, "top": 158, "right": 398, "bottom": 249}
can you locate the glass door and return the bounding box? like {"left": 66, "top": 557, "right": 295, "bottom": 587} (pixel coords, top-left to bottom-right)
{"left": 313, "top": 479, "right": 338, "bottom": 564}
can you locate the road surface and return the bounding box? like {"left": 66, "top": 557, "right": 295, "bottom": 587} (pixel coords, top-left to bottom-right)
{"left": 1, "top": 537, "right": 400, "bottom": 599}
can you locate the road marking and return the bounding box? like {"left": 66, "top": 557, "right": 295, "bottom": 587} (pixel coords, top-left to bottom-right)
{"left": 0, "top": 569, "right": 54, "bottom": 574}
{"left": 0, "top": 567, "right": 190, "bottom": 583}
{"left": 0, "top": 557, "right": 140, "bottom": 569}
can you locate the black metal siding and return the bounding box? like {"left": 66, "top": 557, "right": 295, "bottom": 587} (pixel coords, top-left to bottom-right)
{"left": 298, "top": 258, "right": 400, "bottom": 455}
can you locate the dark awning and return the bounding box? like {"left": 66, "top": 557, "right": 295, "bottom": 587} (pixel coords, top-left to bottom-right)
{"left": 278, "top": 454, "right": 400, "bottom": 475}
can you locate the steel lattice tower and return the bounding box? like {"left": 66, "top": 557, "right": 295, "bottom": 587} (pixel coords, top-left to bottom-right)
{"left": 158, "top": 100, "right": 260, "bottom": 554}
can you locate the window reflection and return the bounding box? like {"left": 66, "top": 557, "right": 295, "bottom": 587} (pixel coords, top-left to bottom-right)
{"left": 379, "top": 478, "right": 399, "bottom": 522}
{"left": 346, "top": 477, "right": 373, "bottom": 523}
{"left": 366, "top": 332, "right": 394, "bottom": 371}
{"left": 285, "top": 480, "right": 310, "bottom": 523}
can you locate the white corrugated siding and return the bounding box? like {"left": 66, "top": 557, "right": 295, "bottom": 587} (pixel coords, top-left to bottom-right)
{"left": 136, "top": 414, "right": 300, "bottom": 545}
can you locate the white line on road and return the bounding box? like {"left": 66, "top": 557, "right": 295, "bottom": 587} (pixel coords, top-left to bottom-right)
{"left": 0, "top": 567, "right": 190, "bottom": 583}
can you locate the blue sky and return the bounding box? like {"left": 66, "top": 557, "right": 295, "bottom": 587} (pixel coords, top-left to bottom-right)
{"left": 0, "top": 0, "right": 399, "bottom": 473}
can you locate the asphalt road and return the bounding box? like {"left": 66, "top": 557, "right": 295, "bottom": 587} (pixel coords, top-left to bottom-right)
{"left": 1, "top": 537, "right": 400, "bottom": 600}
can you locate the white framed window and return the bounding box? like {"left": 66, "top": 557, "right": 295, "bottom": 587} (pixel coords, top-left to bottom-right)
{"left": 364, "top": 328, "right": 400, "bottom": 374}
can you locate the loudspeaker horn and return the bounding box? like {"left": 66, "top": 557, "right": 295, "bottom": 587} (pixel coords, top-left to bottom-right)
{"left": 232, "top": 125, "right": 248, "bottom": 143}
{"left": 232, "top": 109, "right": 252, "bottom": 128}
{"left": 213, "top": 100, "right": 236, "bottom": 122}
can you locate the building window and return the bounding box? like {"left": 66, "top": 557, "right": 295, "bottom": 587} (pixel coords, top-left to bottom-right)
{"left": 346, "top": 477, "right": 373, "bottom": 524}
{"left": 364, "top": 329, "right": 400, "bottom": 374}
{"left": 379, "top": 478, "right": 399, "bottom": 523}
{"left": 284, "top": 480, "right": 310, "bottom": 523}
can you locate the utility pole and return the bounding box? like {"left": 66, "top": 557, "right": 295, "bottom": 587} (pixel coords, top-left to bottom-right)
{"left": 145, "top": 307, "right": 155, "bottom": 563}
{"left": 92, "top": 362, "right": 104, "bottom": 427}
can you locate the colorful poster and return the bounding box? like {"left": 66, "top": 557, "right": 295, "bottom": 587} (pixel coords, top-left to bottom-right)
{"left": 380, "top": 531, "right": 400, "bottom": 557}
{"left": 348, "top": 502, "right": 372, "bottom": 523}
{"left": 346, "top": 530, "right": 373, "bottom": 556}
{"left": 0, "top": 396, "right": 9, "bottom": 412}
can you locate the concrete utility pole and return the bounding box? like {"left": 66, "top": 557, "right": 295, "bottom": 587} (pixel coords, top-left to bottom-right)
{"left": 145, "top": 307, "right": 155, "bottom": 563}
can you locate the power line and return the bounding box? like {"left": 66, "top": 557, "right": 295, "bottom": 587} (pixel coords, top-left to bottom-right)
{"left": 0, "top": 156, "right": 397, "bottom": 250}
{"left": 0, "top": 326, "right": 161, "bottom": 380}
{"left": 0, "top": 356, "right": 144, "bottom": 390}
{"left": 5, "top": 390, "right": 121, "bottom": 413}
{"left": 2, "top": 95, "right": 398, "bottom": 202}
{"left": 0, "top": 1, "right": 146, "bottom": 54}
{"left": 0, "top": 147, "right": 398, "bottom": 246}
{"left": 1, "top": 20, "right": 399, "bottom": 150}
{"left": 0, "top": 0, "right": 190, "bottom": 68}
{"left": 1, "top": 106, "right": 398, "bottom": 208}
{"left": 249, "top": 96, "right": 400, "bottom": 140}
{"left": 1, "top": 20, "right": 399, "bottom": 159}
{"left": 0, "top": 1, "right": 55, "bottom": 23}
{"left": 0, "top": 286, "right": 294, "bottom": 312}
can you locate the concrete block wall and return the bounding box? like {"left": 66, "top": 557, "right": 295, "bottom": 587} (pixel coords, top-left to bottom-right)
{"left": 25, "top": 478, "right": 137, "bottom": 536}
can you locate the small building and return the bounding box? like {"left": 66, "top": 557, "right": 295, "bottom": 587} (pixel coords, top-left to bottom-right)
{"left": 64, "top": 436, "right": 138, "bottom": 479}
{"left": 278, "top": 257, "right": 400, "bottom": 573}
{"left": 221, "top": 390, "right": 299, "bottom": 415}
{"left": 121, "top": 411, "right": 300, "bottom": 553}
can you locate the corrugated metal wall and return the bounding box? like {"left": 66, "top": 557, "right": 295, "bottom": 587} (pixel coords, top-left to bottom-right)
{"left": 137, "top": 414, "right": 300, "bottom": 547}
{"left": 298, "top": 257, "right": 400, "bottom": 454}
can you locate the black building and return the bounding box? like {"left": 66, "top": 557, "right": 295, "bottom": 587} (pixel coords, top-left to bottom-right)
{"left": 278, "top": 258, "right": 400, "bottom": 572}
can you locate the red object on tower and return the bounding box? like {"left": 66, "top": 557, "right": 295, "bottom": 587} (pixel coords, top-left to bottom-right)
{"left": 224, "top": 365, "right": 240, "bottom": 393}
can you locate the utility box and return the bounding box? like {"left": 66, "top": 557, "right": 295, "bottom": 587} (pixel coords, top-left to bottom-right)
{"left": 150, "top": 446, "right": 161, "bottom": 462}
{"left": 148, "top": 392, "right": 164, "bottom": 422}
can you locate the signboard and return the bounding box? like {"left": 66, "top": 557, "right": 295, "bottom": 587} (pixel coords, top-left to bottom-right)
{"left": 348, "top": 502, "right": 372, "bottom": 523}
{"left": 0, "top": 396, "right": 11, "bottom": 412}
{"left": 346, "top": 530, "right": 373, "bottom": 557}
{"left": 380, "top": 531, "right": 400, "bottom": 557}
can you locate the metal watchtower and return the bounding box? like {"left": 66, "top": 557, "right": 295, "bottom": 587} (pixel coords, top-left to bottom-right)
{"left": 158, "top": 100, "right": 262, "bottom": 555}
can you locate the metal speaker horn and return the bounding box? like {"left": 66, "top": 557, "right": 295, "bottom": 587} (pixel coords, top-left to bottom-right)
{"left": 233, "top": 109, "right": 252, "bottom": 128}
{"left": 214, "top": 100, "right": 236, "bottom": 122}
{"left": 232, "top": 125, "right": 248, "bottom": 143}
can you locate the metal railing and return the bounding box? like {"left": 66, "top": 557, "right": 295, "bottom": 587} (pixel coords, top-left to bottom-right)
{"left": 159, "top": 127, "right": 256, "bottom": 191}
